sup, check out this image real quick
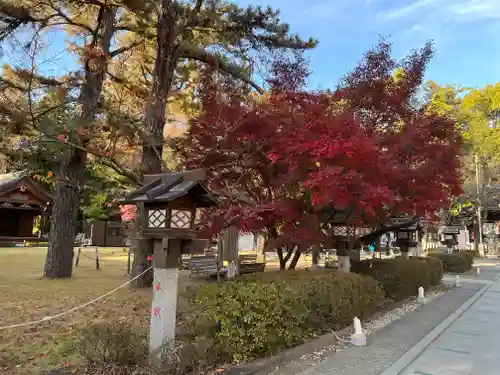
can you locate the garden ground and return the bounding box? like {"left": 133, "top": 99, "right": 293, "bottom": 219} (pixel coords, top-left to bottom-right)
{"left": 0, "top": 247, "right": 314, "bottom": 374}
{"left": 1, "top": 248, "right": 479, "bottom": 375}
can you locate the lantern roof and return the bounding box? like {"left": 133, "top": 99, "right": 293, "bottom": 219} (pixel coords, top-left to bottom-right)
{"left": 389, "top": 216, "right": 420, "bottom": 231}
{"left": 119, "top": 169, "right": 217, "bottom": 207}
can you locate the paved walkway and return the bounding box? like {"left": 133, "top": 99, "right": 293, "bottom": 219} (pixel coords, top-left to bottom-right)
{"left": 298, "top": 260, "right": 500, "bottom": 375}
{"left": 388, "top": 268, "right": 500, "bottom": 375}
{"left": 395, "top": 283, "right": 498, "bottom": 375}
{"left": 296, "top": 284, "right": 484, "bottom": 375}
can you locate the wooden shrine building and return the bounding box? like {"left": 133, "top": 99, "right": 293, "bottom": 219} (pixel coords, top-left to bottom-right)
{"left": 0, "top": 172, "right": 52, "bottom": 246}
{"left": 86, "top": 209, "right": 126, "bottom": 247}
{"left": 484, "top": 185, "right": 500, "bottom": 223}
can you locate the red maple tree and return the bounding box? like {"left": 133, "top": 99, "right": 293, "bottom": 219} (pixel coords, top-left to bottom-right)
{"left": 174, "top": 42, "right": 462, "bottom": 267}
{"left": 173, "top": 57, "right": 321, "bottom": 269}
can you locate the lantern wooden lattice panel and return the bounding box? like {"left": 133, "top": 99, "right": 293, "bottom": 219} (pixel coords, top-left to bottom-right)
{"left": 148, "top": 209, "right": 167, "bottom": 228}
{"left": 333, "top": 225, "right": 355, "bottom": 237}
{"left": 170, "top": 210, "right": 192, "bottom": 229}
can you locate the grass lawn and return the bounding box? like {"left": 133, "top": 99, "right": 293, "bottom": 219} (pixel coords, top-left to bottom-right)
{"left": 0, "top": 247, "right": 313, "bottom": 374}
{"left": 0, "top": 247, "right": 205, "bottom": 375}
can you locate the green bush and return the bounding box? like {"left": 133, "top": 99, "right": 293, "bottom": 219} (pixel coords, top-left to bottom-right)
{"left": 77, "top": 321, "right": 148, "bottom": 366}
{"left": 432, "top": 252, "right": 473, "bottom": 273}
{"left": 412, "top": 257, "right": 444, "bottom": 286}
{"left": 461, "top": 251, "right": 476, "bottom": 263}
{"left": 188, "top": 270, "right": 385, "bottom": 363}
{"left": 351, "top": 258, "right": 431, "bottom": 301}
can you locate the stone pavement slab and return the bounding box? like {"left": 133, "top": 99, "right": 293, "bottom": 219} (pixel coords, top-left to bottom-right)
{"left": 296, "top": 283, "right": 485, "bottom": 375}
{"left": 398, "top": 286, "right": 500, "bottom": 375}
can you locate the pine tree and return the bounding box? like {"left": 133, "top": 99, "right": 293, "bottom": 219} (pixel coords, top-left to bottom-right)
{"left": 127, "top": 0, "right": 316, "bottom": 287}
{"left": 0, "top": 0, "right": 144, "bottom": 278}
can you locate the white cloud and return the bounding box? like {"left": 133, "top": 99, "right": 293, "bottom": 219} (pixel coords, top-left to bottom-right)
{"left": 448, "top": 0, "right": 500, "bottom": 21}
{"left": 377, "top": 0, "right": 437, "bottom": 20}
{"left": 378, "top": 0, "right": 500, "bottom": 22}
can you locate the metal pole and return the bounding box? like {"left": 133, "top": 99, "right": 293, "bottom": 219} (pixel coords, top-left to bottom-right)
{"left": 475, "top": 154, "right": 484, "bottom": 249}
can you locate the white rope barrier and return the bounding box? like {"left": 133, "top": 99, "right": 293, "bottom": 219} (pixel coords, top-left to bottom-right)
{"left": 0, "top": 267, "right": 153, "bottom": 331}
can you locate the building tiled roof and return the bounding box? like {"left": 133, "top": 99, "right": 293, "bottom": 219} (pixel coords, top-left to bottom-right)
{"left": 0, "top": 171, "right": 52, "bottom": 202}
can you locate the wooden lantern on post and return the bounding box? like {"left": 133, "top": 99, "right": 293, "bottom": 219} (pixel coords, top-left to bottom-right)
{"left": 330, "top": 222, "right": 356, "bottom": 272}
{"left": 393, "top": 219, "right": 419, "bottom": 258}
{"left": 441, "top": 225, "right": 460, "bottom": 254}
{"left": 119, "top": 169, "right": 217, "bottom": 365}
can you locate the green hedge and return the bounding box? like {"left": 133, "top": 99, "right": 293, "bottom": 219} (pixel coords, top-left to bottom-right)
{"left": 351, "top": 258, "right": 432, "bottom": 301}
{"left": 461, "top": 251, "right": 476, "bottom": 264}
{"left": 412, "top": 257, "right": 444, "bottom": 286}
{"left": 188, "top": 270, "right": 385, "bottom": 363}
{"left": 431, "top": 252, "right": 473, "bottom": 273}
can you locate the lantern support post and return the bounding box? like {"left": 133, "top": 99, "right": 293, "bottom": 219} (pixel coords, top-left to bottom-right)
{"left": 118, "top": 170, "right": 217, "bottom": 367}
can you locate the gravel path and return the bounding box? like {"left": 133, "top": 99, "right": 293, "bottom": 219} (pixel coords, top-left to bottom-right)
{"left": 363, "top": 289, "right": 444, "bottom": 336}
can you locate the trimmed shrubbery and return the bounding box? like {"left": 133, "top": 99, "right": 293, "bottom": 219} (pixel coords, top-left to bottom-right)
{"left": 187, "top": 270, "right": 385, "bottom": 362}
{"left": 431, "top": 252, "right": 473, "bottom": 273}
{"left": 75, "top": 257, "right": 452, "bottom": 373}
{"left": 351, "top": 258, "right": 438, "bottom": 301}
{"left": 412, "top": 256, "right": 444, "bottom": 286}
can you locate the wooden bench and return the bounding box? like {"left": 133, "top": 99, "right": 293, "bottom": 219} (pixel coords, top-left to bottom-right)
{"left": 239, "top": 262, "right": 266, "bottom": 274}
{"left": 238, "top": 253, "right": 265, "bottom": 274}
{"left": 189, "top": 256, "right": 226, "bottom": 277}
{"left": 239, "top": 254, "right": 258, "bottom": 263}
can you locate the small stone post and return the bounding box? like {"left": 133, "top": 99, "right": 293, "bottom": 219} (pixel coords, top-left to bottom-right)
{"left": 455, "top": 275, "right": 461, "bottom": 287}
{"left": 477, "top": 267, "right": 480, "bottom": 276}
{"left": 417, "top": 286, "right": 425, "bottom": 304}
{"left": 227, "top": 260, "right": 237, "bottom": 278}
{"left": 149, "top": 238, "right": 180, "bottom": 365}
{"left": 350, "top": 317, "right": 366, "bottom": 346}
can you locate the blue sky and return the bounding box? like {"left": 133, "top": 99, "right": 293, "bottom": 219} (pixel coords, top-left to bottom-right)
{"left": 239, "top": 0, "right": 500, "bottom": 90}
{"left": 3, "top": 0, "right": 500, "bottom": 90}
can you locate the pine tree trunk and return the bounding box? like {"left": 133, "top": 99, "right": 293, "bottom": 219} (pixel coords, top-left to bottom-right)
{"left": 130, "top": 238, "right": 154, "bottom": 288}
{"left": 44, "top": 159, "right": 83, "bottom": 278}
{"left": 132, "top": 1, "right": 178, "bottom": 287}
{"left": 44, "top": 6, "right": 117, "bottom": 279}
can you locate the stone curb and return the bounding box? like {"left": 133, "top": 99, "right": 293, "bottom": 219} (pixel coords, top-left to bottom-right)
{"left": 379, "top": 283, "right": 491, "bottom": 375}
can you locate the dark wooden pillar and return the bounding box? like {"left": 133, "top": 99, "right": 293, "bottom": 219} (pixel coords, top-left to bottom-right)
{"left": 222, "top": 225, "right": 239, "bottom": 277}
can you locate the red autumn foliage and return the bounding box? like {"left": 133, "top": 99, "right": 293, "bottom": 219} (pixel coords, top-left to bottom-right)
{"left": 120, "top": 204, "right": 137, "bottom": 222}
{"left": 174, "top": 42, "right": 462, "bottom": 267}
{"left": 273, "top": 41, "right": 462, "bottom": 223}
{"left": 173, "top": 59, "right": 320, "bottom": 258}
